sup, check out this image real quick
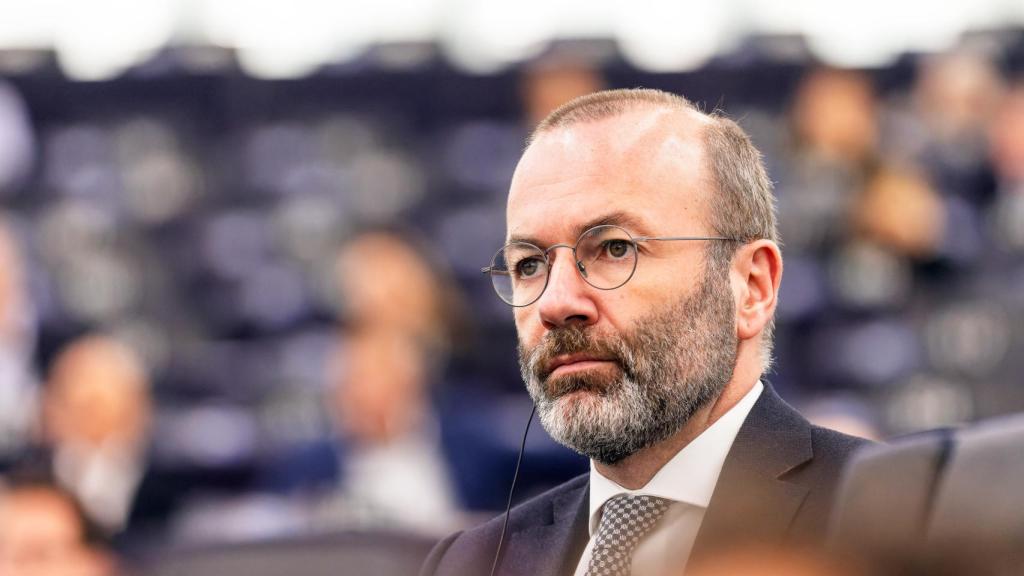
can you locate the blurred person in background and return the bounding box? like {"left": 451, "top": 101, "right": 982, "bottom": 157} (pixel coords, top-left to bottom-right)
{"left": 989, "top": 81, "right": 1024, "bottom": 253}
{"left": 784, "top": 67, "right": 947, "bottom": 262}
{"left": 0, "top": 472, "right": 116, "bottom": 576}
{"left": 261, "top": 229, "right": 463, "bottom": 535}
{"left": 780, "top": 68, "right": 879, "bottom": 256}
{"left": 334, "top": 229, "right": 466, "bottom": 361}
{"left": 893, "top": 50, "right": 1004, "bottom": 207}
{"left": 850, "top": 164, "right": 945, "bottom": 260}
{"left": 521, "top": 60, "right": 606, "bottom": 128}
{"left": 990, "top": 81, "right": 1024, "bottom": 197}
{"left": 0, "top": 216, "right": 38, "bottom": 470}
{"left": 423, "top": 88, "right": 870, "bottom": 576}
{"left": 38, "top": 335, "right": 152, "bottom": 537}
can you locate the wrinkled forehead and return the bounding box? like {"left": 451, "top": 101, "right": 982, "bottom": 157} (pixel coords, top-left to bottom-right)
{"left": 507, "top": 106, "right": 713, "bottom": 242}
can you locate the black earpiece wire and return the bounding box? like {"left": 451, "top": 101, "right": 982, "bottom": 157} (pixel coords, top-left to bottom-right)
{"left": 488, "top": 404, "right": 536, "bottom": 576}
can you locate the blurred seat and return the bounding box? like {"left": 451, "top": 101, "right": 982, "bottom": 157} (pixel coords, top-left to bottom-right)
{"left": 137, "top": 530, "right": 437, "bottom": 576}
{"left": 830, "top": 414, "right": 1024, "bottom": 561}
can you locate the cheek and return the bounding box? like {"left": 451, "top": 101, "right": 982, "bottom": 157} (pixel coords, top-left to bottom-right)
{"left": 513, "top": 309, "right": 541, "bottom": 345}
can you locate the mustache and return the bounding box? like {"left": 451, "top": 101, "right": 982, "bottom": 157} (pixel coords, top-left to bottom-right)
{"left": 527, "top": 326, "right": 626, "bottom": 383}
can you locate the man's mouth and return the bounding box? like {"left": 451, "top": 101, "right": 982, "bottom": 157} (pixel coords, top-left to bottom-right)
{"left": 542, "top": 353, "right": 617, "bottom": 380}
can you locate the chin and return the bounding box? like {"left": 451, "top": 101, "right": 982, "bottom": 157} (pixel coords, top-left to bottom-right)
{"left": 552, "top": 387, "right": 603, "bottom": 414}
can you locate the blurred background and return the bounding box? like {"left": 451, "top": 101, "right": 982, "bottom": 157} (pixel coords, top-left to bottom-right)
{"left": 0, "top": 1, "right": 1024, "bottom": 574}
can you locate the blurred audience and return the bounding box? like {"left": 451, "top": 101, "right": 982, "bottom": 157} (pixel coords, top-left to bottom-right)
{"left": 39, "top": 335, "right": 152, "bottom": 536}
{"left": 780, "top": 68, "right": 879, "bottom": 254}
{"left": 520, "top": 60, "right": 606, "bottom": 128}
{"left": 851, "top": 164, "right": 945, "bottom": 259}
{"left": 895, "top": 50, "right": 1004, "bottom": 206}
{"left": 0, "top": 216, "right": 37, "bottom": 469}
{"left": 0, "top": 474, "right": 116, "bottom": 576}
{"left": 989, "top": 82, "right": 1024, "bottom": 194}
{"left": 0, "top": 34, "right": 1020, "bottom": 565}
{"left": 258, "top": 230, "right": 463, "bottom": 535}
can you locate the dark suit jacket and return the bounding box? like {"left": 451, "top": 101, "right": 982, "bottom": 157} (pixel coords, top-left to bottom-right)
{"left": 421, "top": 384, "right": 869, "bottom": 576}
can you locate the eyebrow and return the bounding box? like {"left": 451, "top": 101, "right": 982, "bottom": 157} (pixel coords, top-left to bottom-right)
{"left": 508, "top": 210, "right": 653, "bottom": 247}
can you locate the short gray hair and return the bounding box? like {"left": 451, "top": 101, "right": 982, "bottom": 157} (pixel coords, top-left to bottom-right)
{"left": 529, "top": 88, "right": 779, "bottom": 371}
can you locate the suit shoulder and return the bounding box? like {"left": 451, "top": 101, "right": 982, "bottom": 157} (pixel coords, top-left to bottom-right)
{"left": 811, "top": 426, "right": 874, "bottom": 461}
{"left": 801, "top": 425, "right": 875, "bottom": 482}
{"left": 421, "top": 474, "right": 588, "bottom": 576}
{"left": 470, "top": 472, "right": 588, "bottom": 536}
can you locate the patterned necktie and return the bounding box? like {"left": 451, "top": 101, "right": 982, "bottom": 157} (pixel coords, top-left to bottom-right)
{"left": 584, "top": 494, "right": 671, "bottom": 576}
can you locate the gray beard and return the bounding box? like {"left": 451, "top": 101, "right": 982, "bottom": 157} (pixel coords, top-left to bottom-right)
{"left": 517, "top": 263, "right": 738, "bottom": 465}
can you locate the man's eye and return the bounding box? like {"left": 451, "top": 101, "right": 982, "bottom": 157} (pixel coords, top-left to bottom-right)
{"left": 603, "top": 240, "right": 632, "bottom": 259}
{"left": 515, "top": 258, "right": 544, "bottom": 278}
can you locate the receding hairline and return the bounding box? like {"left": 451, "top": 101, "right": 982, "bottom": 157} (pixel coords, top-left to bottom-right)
{"left": 527, "top": 88, "right": 706, "bottom": 146}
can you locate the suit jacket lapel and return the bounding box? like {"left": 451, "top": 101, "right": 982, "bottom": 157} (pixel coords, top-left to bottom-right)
{"left": 690, "top": 383, "right": 813, "bottom": 560}
{"left": 501, "top": 480, "right": 590, "bottom": 576}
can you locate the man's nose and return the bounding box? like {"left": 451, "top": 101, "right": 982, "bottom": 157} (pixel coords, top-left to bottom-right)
{"left": 536, "top": 250, "right": 599, "bottom": 330}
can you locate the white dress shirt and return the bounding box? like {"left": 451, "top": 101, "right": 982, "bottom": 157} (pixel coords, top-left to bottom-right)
{"left": 573, "top": 381, "right": 764, "bottom": 576}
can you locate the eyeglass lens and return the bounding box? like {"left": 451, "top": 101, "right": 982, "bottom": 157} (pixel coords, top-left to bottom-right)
{"left": 488, "top": 225, "right": 639, "bottom": 306}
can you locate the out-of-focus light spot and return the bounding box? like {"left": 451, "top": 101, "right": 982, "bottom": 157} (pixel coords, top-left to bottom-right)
{"left": 363, "top": 0, "right": 443, "bottom": 43}
{"left": 53, "top": 0, "right": 177, "bottom": 80}
{"left": 0, "top": 2, "right": 54, "bottom": 48}
{"left": 170, "top": 496, "right": 307, "bottom": 544}
{"left": 201, "top": 212, "right": 269, "bottom": 280}
{"left": 992, "top": 191, "right": 1024, "bottom": 252}
{"left": 442, "top": 122, "right": 523, "bottom": 195}
{"left": 244, "top": 123, "right": 317, "bottom": 195}
{"left": 240, "top": 263, "right": 308, "bottom": 329}
{"left": 614, "top": 0, "right": 732, "bottom": 72}
{"left": 201, "top": 0, "right": 371, "bottom": 79}
{"left": 925, "top": 301, "right": 1011, "bottom": 379}
{"left": 347, "top": 151, "right": 424, "bottom": 221}
{"left": 273, "top": 196, "right": 345, "bottom": 265}
{"left": 37, "top": 200, "right": 116, "bottom": 262}
{"left": 442, "top": 0, "right": 554, "bottom": 74}
{"left": 886, "top": 374, "right": 973, "bottom": 433}
{"left": 838, "top": 320, "right": 920, "bottom": 386}
{"left": 318, "top": 115, "right": 381, "bottom": 164}
{"left": 164, "top": 405, "right": 260, "bottom": 466}
{"left": 278, "top": 331, "right": 336, "bottom": 391}
{"left": 111, "top": 319, "right": 172, "bottom": 375}
{"left": 58, "top": 250, "right": 139, "bottom": 322}
{"left": 115, "top": 119, "right": 200, "bottom": 223}
{"left": 44, "top": 125, "right": 120, "bottom": 201}
{"left": 776, "top": 256, "right": 826, "bottom": 321}
{"left": 123, "top": 152, "right": 200, "bottom": 224}
{"left": 800, "top": 0, "right": 975, "bottom": 68}
{"left": 438, "top": 204, "right": 506, "bottom": 277}
{"left": 829, "top": 241, "right": 912, "bottom": 310}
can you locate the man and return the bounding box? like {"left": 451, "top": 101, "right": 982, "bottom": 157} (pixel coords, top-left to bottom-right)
{"left": 422, "top": 88, "right": 869, "bottom": 576}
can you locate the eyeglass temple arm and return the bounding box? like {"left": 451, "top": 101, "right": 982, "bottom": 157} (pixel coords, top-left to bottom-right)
{"left": 632, "top": 235, "right": 738, "bottom": 242}
{"left": 482, "top": 266, "right": 511, "bottom": 275}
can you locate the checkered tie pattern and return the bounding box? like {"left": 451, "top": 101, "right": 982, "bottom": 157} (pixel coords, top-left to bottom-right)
{"left": 584, "top": 494, "right": 671, "bottom": 576}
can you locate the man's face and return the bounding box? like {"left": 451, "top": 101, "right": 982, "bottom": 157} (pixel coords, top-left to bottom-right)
{"left": 507, "top": 108, "right": 739, "bottom": 464}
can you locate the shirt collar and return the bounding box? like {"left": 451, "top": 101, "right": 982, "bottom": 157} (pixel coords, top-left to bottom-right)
{"left": 587, "top": 381, "right": 764, "bottom": 534}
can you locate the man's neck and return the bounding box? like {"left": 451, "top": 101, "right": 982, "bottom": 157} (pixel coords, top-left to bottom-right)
{"left": 593, "top": 378, "right": 757, "bottom": 489}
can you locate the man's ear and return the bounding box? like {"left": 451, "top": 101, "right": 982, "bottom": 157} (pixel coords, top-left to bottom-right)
{"left": 732, "top": 240, "right": 783, "bottom": 341}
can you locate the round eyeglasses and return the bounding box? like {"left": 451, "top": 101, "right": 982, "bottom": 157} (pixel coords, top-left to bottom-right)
{"left": 481, "top": 224, "right": 738, "bottom": 307}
